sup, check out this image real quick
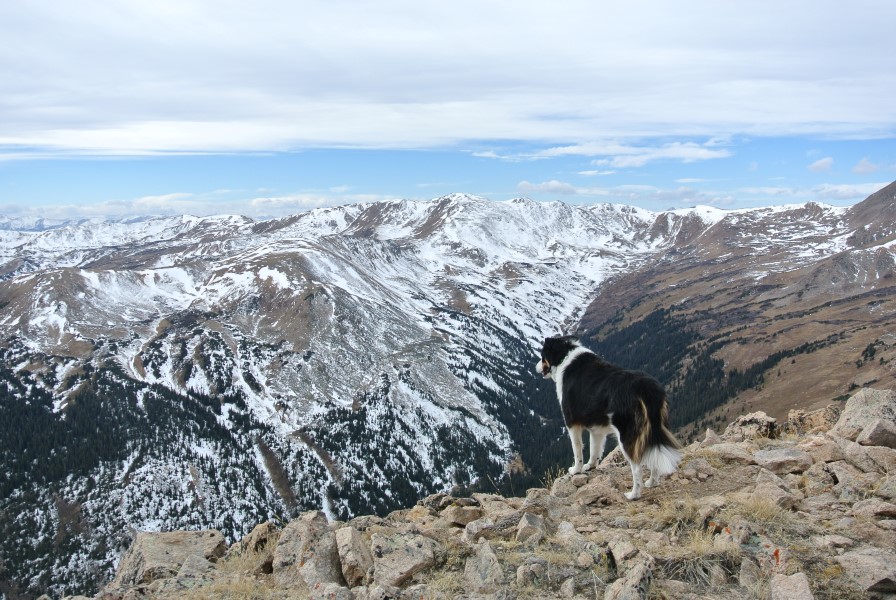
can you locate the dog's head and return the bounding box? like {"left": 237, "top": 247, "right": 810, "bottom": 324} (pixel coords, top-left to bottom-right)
{"left": 535, "top": 335, "right": 581, "bottom": 379}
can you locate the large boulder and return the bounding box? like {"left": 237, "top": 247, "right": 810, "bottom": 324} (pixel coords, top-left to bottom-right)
{"left": 106, "top": 530, "right": 226, "bottom": 590}
{"left": 835, "top": 546, "right": 896, "bottom": 594}
{"left": 829, "top": 388, "right": 896, "bottom": 444}
{"left": 272, "top": 511, "right": 345, "bottom": 591}
{"left": 369, "top": 532, "right": 438, "bottom": 587}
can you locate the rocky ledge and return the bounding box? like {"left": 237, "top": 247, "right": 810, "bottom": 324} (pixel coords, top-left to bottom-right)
{"left": 61, "top": 388, "right": 896, "bottom": 600}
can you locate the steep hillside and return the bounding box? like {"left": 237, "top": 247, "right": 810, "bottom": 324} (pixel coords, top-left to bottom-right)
{"left": 579, "top": 182, "right": 896, "bottom": 440}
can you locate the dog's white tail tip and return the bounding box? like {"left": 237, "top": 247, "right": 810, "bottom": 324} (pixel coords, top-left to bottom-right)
{"left": 643, "top": 444, "right": 682, "bottom": 477}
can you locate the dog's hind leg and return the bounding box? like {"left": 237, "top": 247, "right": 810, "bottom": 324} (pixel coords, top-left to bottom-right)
{"left": 615, "top": 442, "right": 644, "bottom": 500}
{"left": 567, "top": 425, "right": 585, "bottom": 475}
{"left": 583, "top": 426, "right": 608, "bottom": 471}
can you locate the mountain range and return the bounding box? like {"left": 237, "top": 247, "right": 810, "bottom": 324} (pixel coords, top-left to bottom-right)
{"left": 1, "top": 183, "right": 894, "bottom": 598}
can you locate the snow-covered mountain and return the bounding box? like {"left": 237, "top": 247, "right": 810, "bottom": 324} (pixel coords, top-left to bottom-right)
{"left": 1, "top": 187, "right": 894, "bottom": 597}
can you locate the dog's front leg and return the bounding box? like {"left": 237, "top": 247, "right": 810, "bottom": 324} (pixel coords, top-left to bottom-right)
{"left": 567, "top": 425, "right": 584, "bottom": 474}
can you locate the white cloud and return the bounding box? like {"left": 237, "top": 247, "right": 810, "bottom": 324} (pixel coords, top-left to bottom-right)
{"left": 1, "top": 2, "right": 895, "bottom": 157}
{"left": 517, "top": 180, "right": 578, "bottom": 195}
{"left": 852, "top": 157, "right": 880, "bottom": 174}
{"left": 808, "top": 157, "right": 834, "bottom": 172}
{"left": 814, "top": 182, "right": 890, "bottom": 201}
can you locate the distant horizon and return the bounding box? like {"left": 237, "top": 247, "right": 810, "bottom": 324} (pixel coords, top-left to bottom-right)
{"left": 3, "top": 184, "right": 892, "bottom": 229}
{"left": 2, "top": 2, "right": 894, "bottom": 220}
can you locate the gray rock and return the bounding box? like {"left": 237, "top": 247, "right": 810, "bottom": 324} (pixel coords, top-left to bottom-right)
{"left": 857, "top": 418, "right": 896, "bottom": 448}
{"left": 851, "top": 498, "right": 896, "bottom": 519}
{"left": 754, "top": 447, "right": 813, "bottom": 474}
{"left": 835, "top": 546, "right": 896, "bottom": 594}
{"left": 311, "top": 583, "right": 353, "bottom": 600}
{"left": 560, "top": 576, "right": 576, "bottom": 597}
{"left": 604, "top": 559, "right": 652, "bottom": 600}
{"left": 699, "top": 442, "right": 759, "bottom": 465}
{"left": 464, "top": 540, "right": 504, "bottom": 592}
{"left": 829, "top": 388, "right": 896, "bottom": 442}
{"left": 770, "top": 571, "right": 814, "bottom": 600}
{"left": 335, "top": 526, "right": 373, "bottom": 587}
{"left": 107, "top": 529, "right": 226, "bottom": 589}
{"left": 370, "top": 531, "right": 438, "bottom": 587}
{"left": 463, "top": 517, "right": 496, "bottom": 542}
{"left": 272, "top": 511, "right": 345, "bottom": 590}
{"left": 722, "top": 411, "right": 777, "bottom": 441}
{"left": 441, "top": 504, "right": 483, "bottom": 526}
{"left": 515, "top": 512, "right": 545, "bottom": 545}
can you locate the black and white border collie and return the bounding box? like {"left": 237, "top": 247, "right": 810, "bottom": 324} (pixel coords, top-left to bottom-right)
{"left": 536, "top": 335, "right": 682, "bottom": 500}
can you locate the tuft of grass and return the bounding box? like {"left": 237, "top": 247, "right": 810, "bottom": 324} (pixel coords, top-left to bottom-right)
{"left": 541, "top": 464, "right": 566, "bottom": 490}
{"left": 658, "top": 527, "right": 741, "bottom": 588}
{"left": 628, "top": 494, "right": 703, "bottom": 536}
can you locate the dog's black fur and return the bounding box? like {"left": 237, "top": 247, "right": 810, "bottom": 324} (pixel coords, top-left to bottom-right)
{"left": 537, "top": 335, "right": 681, "bottom": 500}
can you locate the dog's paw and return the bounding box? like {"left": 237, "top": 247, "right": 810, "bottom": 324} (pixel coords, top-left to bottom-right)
{"left": 582, "top": 463, "right": 595, "bottom": 472}
{"left": 624, "top": 490, "right": 641, "bottom": 501}
{"left": 568, "top": 465, "right": 583, "bottom": 475}
{"left": 645, "top": 478, "right": 658, "bottom": 488}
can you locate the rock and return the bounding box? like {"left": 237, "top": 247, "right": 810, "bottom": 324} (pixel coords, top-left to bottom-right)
{"left": 463, "top": 517, "right": 496, "bottom": 542}
{"left": 722, "top": 411, "right": 777, "bottom": 441}
{"left": 312, "top": 583, "right": 353, "bottom": 600}
{"left": 876, "top": 476, "right": 896, "bottom": 500}
{"left": 605, "top": 559, "right": 652, "bottom": 600}
{"left": 608, "top": 535, "right": 639, "bottom": 563}
{"left": 812, "top": 534, "right": 854, "bottom": 549}
{"left": 829, "top": 388, "right": 896, "bottom": 442}
{"left": 828, "top": 460, "right": 880, "bottom": 500}
{"left": 738, "top": 556, "right": 761, "bottom": 590}
{"left": 574, "top": 475, "right": 625, "bottom": 506}
{"left": 753, "top": 447, "right": 813, "bottom": 474}
{"left": 515, "top": 512, "right": 545, "bottom": 545}
{"left": 751, "top": 469, "right": 798, "bottom": 509}
{"left": 232, "top": 520, "right": 279, "bottom": 574}
{"left": 866, "top": 445, "right": 896, "bottom": 472}
{"left": 464, "top": 540, "right": 504, "bottom": 592}
{"left": 106, "top": 529, "right": 226, "bottom": 589}
{"left": 370, "top": 532, "right": 437, "bottom": 587}
{"left": 856, "top": 418, "right": 896, "bottom": 448}
{"left": 786, "top": 404, "right": 841, "bottom": 434}
{"left": 770, "top": 571, "right": 814, "bottom": 600}
{"left": 797, "top": 435, "right": 844, "bottom": 463}
{"left": 702, "top": 428, "right": 721, "bottom": 446}
{"left": 440, "top": 504, "right": 482, "bottom": 526}
{"left": 556, "top": 521, "right": 587, "bottom": 549}
{"left": 833, "top": 436, "right": 880, "bottom": 473}
{"left": 851, "top": 498, "right": 896, "bottom": 519}
{"left": 560, "top": 576, "right": 576, "bottom": 597}
{"left": 335, "top": 526, "right": 373, "bottom": 587}
{"left": 272, "top": 511, "right": 345, "bottom": 590}
{"left": 176, "top": 554, "right": 214, "bottom": 580}
{"left": 699, "top": 442, "right": 759, "bottom": 465}
{"left": 551, "top": 474, "right": 579, "bottom": 498}
{"left": 835, "top": 546, "right": 896, "bottom": 594}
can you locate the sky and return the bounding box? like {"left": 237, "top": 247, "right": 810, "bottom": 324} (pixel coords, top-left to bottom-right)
{"left": 1, "top": 0, "right": 895, "bottom": 221}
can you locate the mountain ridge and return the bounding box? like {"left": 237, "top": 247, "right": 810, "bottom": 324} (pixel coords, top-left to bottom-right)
{"left": 1, "top": 186, "right": 894, "bottom": 597}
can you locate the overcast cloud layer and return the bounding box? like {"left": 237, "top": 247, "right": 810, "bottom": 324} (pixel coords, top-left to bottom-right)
{"left": 1, "top": 1, "right": 894, "bottom": 217}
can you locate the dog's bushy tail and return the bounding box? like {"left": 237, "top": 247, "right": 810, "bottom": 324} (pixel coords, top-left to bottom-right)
{"left": 638, "top": 385, "right": 682, "bottom": 477}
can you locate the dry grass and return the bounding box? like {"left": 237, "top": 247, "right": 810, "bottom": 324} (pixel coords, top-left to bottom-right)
{"left": 658, "top": 528, "right": 741, "bottom": 588}
{"left": 635, "top": 494, "right": 703, "bottom": 536}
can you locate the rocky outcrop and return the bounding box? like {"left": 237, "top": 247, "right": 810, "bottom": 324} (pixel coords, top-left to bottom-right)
{"left": 76, "top": 388, "right": 896, "bottom": 599}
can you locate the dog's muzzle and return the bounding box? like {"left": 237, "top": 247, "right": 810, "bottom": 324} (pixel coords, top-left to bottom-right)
{"left": 536, "top": 358, "right": 553, "bottom": 379}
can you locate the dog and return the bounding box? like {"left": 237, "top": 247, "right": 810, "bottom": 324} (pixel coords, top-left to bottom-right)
{"left": 536, "top": 335, "right": 681, "bottom": 500}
